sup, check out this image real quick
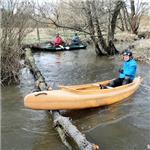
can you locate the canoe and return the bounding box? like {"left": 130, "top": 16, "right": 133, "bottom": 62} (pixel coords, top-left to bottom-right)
{"left": 30, "top": 42, "right": 87, "bottom": 51}
{"left": 24, "top": 77, "right": 142, "bottom": 110}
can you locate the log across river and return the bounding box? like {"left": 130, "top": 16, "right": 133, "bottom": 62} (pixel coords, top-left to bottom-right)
{"left": 25, "top": 48, "right": 99, "bottom": 150}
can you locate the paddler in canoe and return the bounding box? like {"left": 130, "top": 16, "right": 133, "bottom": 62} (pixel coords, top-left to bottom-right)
{"left": 96, "top": 49, "right": 138, "bottom": 89}
{"left": 53, "top": 33, "right": 65, "bottom": 48}
{"left": 71, "top": 33, "right": 81, "bottom": 45}
{"left": 44, "top": 33, "right": 86, "bottom": 51}
{"left": 47, "top": 49, "right": 138, "bottom": 90}
{"left": 46, "top": 33, "right": 65, "bottom": 48}
{"left": 24, "top": 49, "right": 141, "bottom": 110}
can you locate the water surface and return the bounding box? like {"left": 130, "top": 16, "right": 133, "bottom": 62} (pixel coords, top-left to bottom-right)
{"left": 2, "top": 48, "right": 150, "bottom": 150}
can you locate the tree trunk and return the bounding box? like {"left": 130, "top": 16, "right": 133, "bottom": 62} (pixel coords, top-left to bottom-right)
{"left": 36, "top": 22, "right": 40, "bottom": 42}
{"left": 130, "top": 0, "right": 138, "bottom": 34}
{"left": 25, "top": 48, "right": 99, "bottom": 150}
{"left": 122, "top": 6, "right": 130, "bottom": 31}
{"left": 106, "top": 0, "right": 123, "bottom": 55}
{"left": 110, "top": 0, "right": 124, "bottom": 40}
{"left": 130, "top": 0, "right": 135, "bottom": 19}
{"left": 91, "top": 0, "right": 108, "bottom": 55}
{"left": 118, "top": 11, "right": 125, "bottom": 31}
{"left": 107, "top": 40, "right": 119, "bottom": 55}
{"left": 83, "top": 0, "right": 104, "bottom": 55}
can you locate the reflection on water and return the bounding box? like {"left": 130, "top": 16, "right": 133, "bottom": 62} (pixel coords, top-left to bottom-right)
{"left": 2, "top": 48, "right": 150, "bottom": 150}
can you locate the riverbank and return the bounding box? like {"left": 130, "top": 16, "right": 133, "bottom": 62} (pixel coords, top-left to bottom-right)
{"left": 115, "top": 32, "right": 150, "bottom": 64}
{"left": 132, "top": 39, "right": 150, "bottom": 64}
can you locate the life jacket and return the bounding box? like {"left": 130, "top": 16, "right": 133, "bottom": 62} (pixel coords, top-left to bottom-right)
{"left": 119, "top": 59, "right": 137, "bottom": 80}
{"left": 54, "top": 37, "right": 63, "bottom": 46}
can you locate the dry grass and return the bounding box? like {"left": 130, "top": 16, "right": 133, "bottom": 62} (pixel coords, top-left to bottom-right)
{"left": 133, "top": 39, "right": 150, "bottom": 64}
{"left": 139, "top": 15, "right": 150, "bottom": 32}
{"left": 115, "top": 32, "right": 137, "bottom": 42}
{"left": 23, "top": 28, "right": 87, "bottom": 44}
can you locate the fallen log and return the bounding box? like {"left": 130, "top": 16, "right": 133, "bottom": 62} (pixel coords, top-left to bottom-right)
{"left": 24, "top": 48, "right": 99, "bottom": 150}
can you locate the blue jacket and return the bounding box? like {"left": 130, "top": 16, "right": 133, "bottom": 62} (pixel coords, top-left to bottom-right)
{"left": 119, "top": 59, "right": 137, "bottom": 80}
{"left": 72, "top": 35, "right": 80, "bottom": 45}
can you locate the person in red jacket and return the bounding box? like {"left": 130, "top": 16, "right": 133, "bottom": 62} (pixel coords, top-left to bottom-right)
{"left": 54, "top": 33, "right": 63, "bottom": 47}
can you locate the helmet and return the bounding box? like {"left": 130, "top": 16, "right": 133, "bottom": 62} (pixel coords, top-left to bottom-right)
{"left": 123, "top": 49, "right": 132, "bottom": 57}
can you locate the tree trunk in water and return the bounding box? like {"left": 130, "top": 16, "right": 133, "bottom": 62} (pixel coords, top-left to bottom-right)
{"left": 107, "top": 0, "right": 123, "bottom": 55}
{"left": 25, "top": 48, "right": 99, "bottom": 150}
{"left": 107, "top": 40, "right": 119, "bottom": 55}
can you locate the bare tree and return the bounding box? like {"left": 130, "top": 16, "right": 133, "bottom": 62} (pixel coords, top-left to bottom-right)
{"left": 83, "top": 0, "right": 119, "bottom": 55}
{"left": 32, "top": 0, "right": 120, "bottom": 55}
{"left": 31, "top": 0, "right": 149, "bottom": 54}
{"left": 109, "top": 0, "right": 124, "bottom": 40}
{"left": 119, "top": 0, "right": 150, "bottom": 34}
{"left": 82, "top": 0, "right": 104, "bottom": 55}
{"left": 1, "top": 0, "right": 36, "bottom": 85}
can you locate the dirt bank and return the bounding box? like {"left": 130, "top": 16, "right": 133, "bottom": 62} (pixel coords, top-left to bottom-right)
{"left": 115, "top": 32, "right": 150, "bottom": 64}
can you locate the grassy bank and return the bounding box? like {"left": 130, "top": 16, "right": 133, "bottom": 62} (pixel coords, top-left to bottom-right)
{"left": 23, "top": 28, "right": 87, "bottom": 44}
{"left": 24, "top": 28, "right": 150, "bottom": 64}
{"left": 114, "top": 32, "right": 150, "bottom": 64}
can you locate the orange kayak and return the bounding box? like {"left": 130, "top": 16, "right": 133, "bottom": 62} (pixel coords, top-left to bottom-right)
{"left": 24, "top": 77, "right": 142, "bottom": 110}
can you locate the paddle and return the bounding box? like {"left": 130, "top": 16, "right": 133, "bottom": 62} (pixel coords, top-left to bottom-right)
{"left": 59, "top": 45, "right": 64, "bottom": 49}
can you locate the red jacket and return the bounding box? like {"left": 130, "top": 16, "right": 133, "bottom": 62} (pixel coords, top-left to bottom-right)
{"left": 54, "top": 37, "right": 63, "bottom": 46}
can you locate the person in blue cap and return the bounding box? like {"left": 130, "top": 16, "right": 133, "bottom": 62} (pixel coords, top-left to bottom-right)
{"left": 108, "top": 49, "right": 137, "bottom": 87}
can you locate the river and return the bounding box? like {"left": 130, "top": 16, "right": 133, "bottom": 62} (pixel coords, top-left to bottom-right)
{"left": 2, "top": 48, "right": 150, "bottom": 150}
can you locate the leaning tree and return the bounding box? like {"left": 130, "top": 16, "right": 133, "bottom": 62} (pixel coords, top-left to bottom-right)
{"left": 32, "top": 0, "right": 149, "bottom": 54}
{"left": 32, "top": 0, "right": 126, "bottom": 55}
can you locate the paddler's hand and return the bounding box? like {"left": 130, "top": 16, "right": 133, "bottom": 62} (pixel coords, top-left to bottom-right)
{"left": 118, "top": 68, "right": 123, "bottom": 73}
{"left": 47, "top": 86, "right": 52, "bottom": 91}
{"left": 93, "top": 83, "right": 100, "bottom": 86}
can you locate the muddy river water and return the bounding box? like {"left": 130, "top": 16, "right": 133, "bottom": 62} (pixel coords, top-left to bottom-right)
{"left": 2, "top": 48, "right": 150, "bottom": 150}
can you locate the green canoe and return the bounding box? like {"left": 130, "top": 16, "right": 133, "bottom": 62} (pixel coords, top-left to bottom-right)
{"left": 30, "top": 42, "right": 87, "bottom": 52}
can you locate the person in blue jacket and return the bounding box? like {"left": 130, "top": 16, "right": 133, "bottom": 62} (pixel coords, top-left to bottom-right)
{"left": 71, "top": 33, "right": 81, "bottom": 45}
{"left": 108, "top": 49, "right": 137, "bottom": 87}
